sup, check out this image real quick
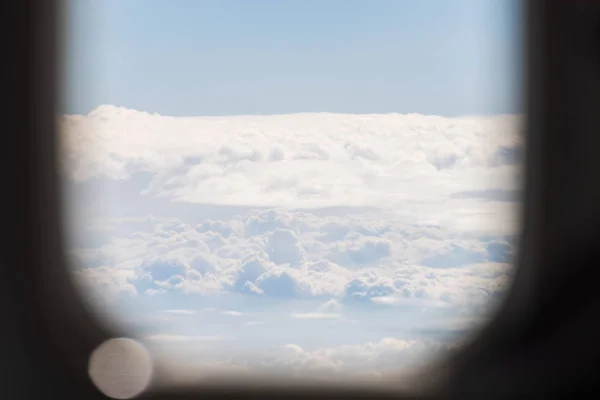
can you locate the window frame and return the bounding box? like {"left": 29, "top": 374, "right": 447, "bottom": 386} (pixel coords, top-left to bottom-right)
{"left": 4, "top": 0, "right": 599, "bottom": 398}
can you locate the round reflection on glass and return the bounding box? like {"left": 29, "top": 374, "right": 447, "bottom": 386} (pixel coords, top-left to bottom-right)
{"left": 88, "top": 338, "right": 153, "bottom": 399}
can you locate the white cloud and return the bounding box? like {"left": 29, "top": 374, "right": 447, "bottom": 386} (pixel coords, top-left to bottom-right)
{"left": 145, "top": 334, "right": 227, "bottom": 342}
{"left": 70, "top": 209, "right": 514, "bottom": 314}
{"left": 163, "top": 310, "right": 196, "bottom": 315}
{"left": 221, "top": 310, "right": 247, "bottom": 317}
{"left": 291, "top": 313, "right": 342, "bottom": 320}
{"left": 265, "top": 229, "right": 304, "bottom": 266}
{"left": 60, "top": 106, "right": 522, "bottom": 234}
{"left": 318, "top": 299, "right": 343, "bottom": 312}
{"left": 370, "top": 296, "right": 450, "bottom": 309}
{"left": 63, "top": 106, "right": 521, "bottom": 379}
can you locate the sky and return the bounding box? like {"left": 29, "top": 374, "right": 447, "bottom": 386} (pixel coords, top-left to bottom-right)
{"left": 60, "top": 0, "right": 523, "bottom": 392}
{"left": 62, "top": 0, "right": 521, "bottom": 117}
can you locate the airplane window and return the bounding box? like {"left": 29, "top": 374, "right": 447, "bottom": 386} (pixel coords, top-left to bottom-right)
{"left": 59, "top": 0, "right": 523, "bottom": 392}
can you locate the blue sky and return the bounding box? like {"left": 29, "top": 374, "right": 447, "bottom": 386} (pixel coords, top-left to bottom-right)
{"left": 63, "top": 0, "right": 521, "bottom": 117}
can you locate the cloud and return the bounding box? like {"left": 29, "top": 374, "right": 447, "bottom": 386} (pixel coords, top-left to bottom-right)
{"left": 419, "top": 242, "right": 487, "bottom": 268}
{"left": 291, "top": 313, "right": 342, "bottom": 320}
{"left": 331, "top": 233, "right": 392, "bottom": 267}
{"left": 70, "top": 209, "right": 515, "bottom": 315}
{"left": 370, "top": 296, "right": 451, "bottom": 309}
{"left": 233, "top": 257, "right": 270, "bottom": 293}
{"left": 491, "top": 144, "right": 523, "bottom": 167}
{"left": 265, "top": 228, "right": 304, "bottom": 266}
{"left": 221, "top": 310, "right": 246, "bottom": 317}
{"left": 140, "top": 258, "right": 188, "bottom": 282}
{"left": 145, "top": 334, "right": 227, "bottom": 342}
{"left": 318, "top": 299, "right": 343, "bottom": 312}
{"left": 254, "top": 267, "right": 303, "bottom": 298}
{"left": 153, "top": 336, "right": 451, "bottom": 384}
{"left": 450, "top": 189, "right": 521, "bottom": 202}
{"left": 60, "top": 107, "right": 522, "bottom": 218}
{"left": 163, "top": 310, "right": 196, "bottom": 315}
{"left": 63, "top": 106, "right": 521, "bottom": 379}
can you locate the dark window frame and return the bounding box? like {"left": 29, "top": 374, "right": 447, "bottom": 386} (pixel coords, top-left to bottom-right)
{"left": 3, "top": 0, "right": 600, "bottom": 399}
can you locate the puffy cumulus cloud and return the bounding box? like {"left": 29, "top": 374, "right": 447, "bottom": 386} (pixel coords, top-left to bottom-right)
{"left": 70, "top": 208, "right": 515, "bottom": 316}
{"left": 295, "top": 261, "right": 351, "bottom": 298}
{"left": 196, "top": 219, "right": 239, "bottom": 238}
{"left": 133, "top": 255, "right": 224, "bottom": 296}
{"left": 330, "top": 232, "right": 392, "bottom": 267}
{"left": 418, "top": 241, "right": 487, "bottom": 268}
{"left": 140, "top": 257, "right": 188, "bottom": 282}
{"left": 254, "top": 267, "right": 304, "bottom": 298}
{"left": 265, "top": 229, "right": 304, "bottom": 266}
{"left": 233, "top": 257, "right": 270, "bottom": 292}
{"left": 60, "top": 106, "right": 522, "bottom": 215}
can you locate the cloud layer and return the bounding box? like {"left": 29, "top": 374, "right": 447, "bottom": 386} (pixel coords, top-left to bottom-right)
{"left": 148, "top": 336, "right": 451, "bottom": 386}
{"left": 71, "top": 209, "right": 514, "bottom": 314}
{"left": 60, "top": 106, "right": 522, "bottom": 231}
{"left": 62, "top": 105, "right": 521, "bottom": 381}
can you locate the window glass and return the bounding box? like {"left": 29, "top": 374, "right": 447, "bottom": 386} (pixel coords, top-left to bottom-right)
{"left": 60, "top": 0, "right": 522, "bottom": 386}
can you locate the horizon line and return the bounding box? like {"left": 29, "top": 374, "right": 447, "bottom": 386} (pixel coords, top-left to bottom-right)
{"left": 62, "top": 104, "right": 524, "bottom": 120}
